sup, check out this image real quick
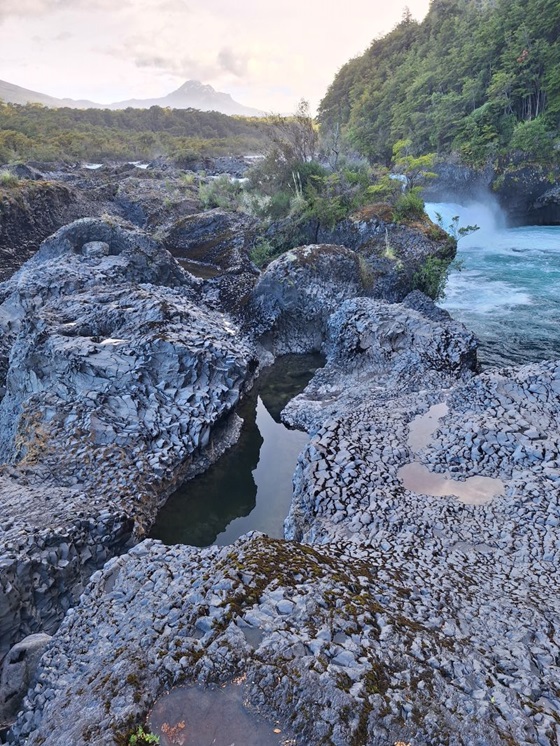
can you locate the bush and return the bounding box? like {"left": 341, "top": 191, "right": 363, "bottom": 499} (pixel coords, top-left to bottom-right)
{"left": 127, "top": 725, "right": 159, "bottom": 745}
{"left": 412, "top": 255, "right": 462, "bottom": 301}
{"left": 250, "top": 238, "right": 278, "bottom": 267}
{"left": 393, "top": 188, "right": 424, "bottom": 223}
{"left": 0, "top": 170, "right": 19, "bottom": 187}
{"left": 392, "top": 187, "right": 425, "bottom": 222}
{"left": 198, "top": 174, "right": 244, "bottom": 211}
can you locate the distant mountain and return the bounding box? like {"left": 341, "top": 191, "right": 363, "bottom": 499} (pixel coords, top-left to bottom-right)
{"left": 0, "top": 79, "right": 98, "bottom": 108}
{"left": 109, "top": 81, "right": 264, "bottom": 116}
{"left": 0, "top": 79, "right": 264, "bottom": 117}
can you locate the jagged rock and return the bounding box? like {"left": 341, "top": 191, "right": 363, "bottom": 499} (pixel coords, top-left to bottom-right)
{"left": 317, "top": 207, "right": 455, "bottom": 302}
{"left": 0, "top": 181, "right": 105, "bottom": 282}
{"left": 422, "top": 158, "right": 560, "bottom": 225}
{"left": 0, "top": 634, "right": 52, "bottom": 726}
{"left": 161, "top": 209, "right": 261, "bottom": 315}
{"left": 113, "top": 175, "right": 201, "bottom": 229}
{"left": 281, "top": 294, "right": 477, "bottom": 431}
{"left": 0, "top": 218, "right": 257, "bottom": 654}
{"left": 534, "top": 184, "right": 560, "bottom": 224}
{"left": 6, "top": 532, "right": 558, "bottom": 746}
{"left": 246, "top": 244, "right": 370, "bottom": 354}
{"left": 162, "top": 208, "right": 258, "bottom": 271}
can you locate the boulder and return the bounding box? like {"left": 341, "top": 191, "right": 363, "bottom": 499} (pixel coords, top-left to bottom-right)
{"left": 0, "top": 634, "right": 52, "bottom": 726}
{"left": 246, "top": 244, "right": 370, "bottom": 354}
{"left": 162, "top": 208, "right": 258, "bottom": 271}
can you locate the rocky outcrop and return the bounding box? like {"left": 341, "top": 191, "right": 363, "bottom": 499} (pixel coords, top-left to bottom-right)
{"left": 423, "top": 158, "right": 560, "bottom": 225}
{"left": 114, "top": 175, "right": 201, "bottom": 229}
{"left": 161, "top": 208, "right": 261, "bottom": 314}
{"left": 0, "top": 180, "right": 104, "bottom": 282}
{"left": 492, "top": 163, "right": 560, "bottom": 225}
{"left": 281, "top": 294, "right": 477, "bottom": 431}
{"left": 245, "top": 239, "right": 460, "bottom": 359}
{"left": 246, "top": 244, "right": 372, "bottom": 355}
{"left": 3, "top": 190, "right": 559, "bottom": 746}
{"left": 282, "top": 360, "right": 560, "bottom": 745}
{"left": 162, "top": 208, "right": 257, "bottom": 269}
{"left": 318, "top": 208, "right": 455, "bottom": 302}
{"left": 0, "top": 218, "right": 257, "bottom": 654}
{"left": 0, "top": 634, "right": 52, "bottom": 727}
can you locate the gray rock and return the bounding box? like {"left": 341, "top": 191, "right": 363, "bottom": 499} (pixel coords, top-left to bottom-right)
{"left": 0, "top": 633, "right": 52, "bottom": 725}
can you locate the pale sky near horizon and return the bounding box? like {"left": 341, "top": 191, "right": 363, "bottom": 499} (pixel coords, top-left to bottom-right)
{"left": 0, "top": 0, "right": 431, "bottom": 113}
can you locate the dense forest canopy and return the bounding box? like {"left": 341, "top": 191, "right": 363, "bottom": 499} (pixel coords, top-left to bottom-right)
{"left": 318, "top": 0, "right": 560, "bottom": 165}
{"left": 0, "top": 103, "right": 268, "bottom": 164}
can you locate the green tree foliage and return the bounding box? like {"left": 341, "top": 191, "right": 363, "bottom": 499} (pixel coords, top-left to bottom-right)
{"left": 0, "top": 102, "right": 268, "bottom": 164}
{"left": 318, "top": 0, "right": 560, "bottom": 166}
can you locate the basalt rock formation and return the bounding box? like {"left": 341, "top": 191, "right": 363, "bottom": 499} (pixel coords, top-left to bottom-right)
{"left": 0, "top": 218, "right": 257, "bottom": 655}
{"left": 423, "top": 159, "right": 560, "bottom": 225}
{"left": 0, "top": 180, "right": 102, "bottom": 282}
{"left": 2, "top": 204, "right": 559, "bottom": 746}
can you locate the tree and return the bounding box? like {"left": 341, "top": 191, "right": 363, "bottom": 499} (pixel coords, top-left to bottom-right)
{"left": 391, "top": 139, "right": 436, "bottom": 190}
{"left": 266, "top": 99, "right": 318, "bottom": 164}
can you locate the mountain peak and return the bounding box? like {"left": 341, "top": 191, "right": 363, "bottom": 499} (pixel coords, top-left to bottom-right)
{"left": 173, "top": 80, "right": 215, "bottom": 94}
{"left": 0, "top": 78, "right": 264, "bottom": 117}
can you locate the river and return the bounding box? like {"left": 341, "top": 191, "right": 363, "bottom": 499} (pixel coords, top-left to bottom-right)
{"left": 426, "top": 201, "right": 560, "bottom": 368}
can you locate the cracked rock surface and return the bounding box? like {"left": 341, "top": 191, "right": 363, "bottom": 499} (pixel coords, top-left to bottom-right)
{"left": 2, "top": 217, "right": 559, "bottom": 746}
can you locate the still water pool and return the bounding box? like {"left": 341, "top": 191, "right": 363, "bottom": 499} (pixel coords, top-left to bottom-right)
{"left": 150, "top": 354, "right": 322, "bottom": 547}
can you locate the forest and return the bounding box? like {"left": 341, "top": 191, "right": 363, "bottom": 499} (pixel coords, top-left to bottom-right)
{"left": 318, "top": 0, "right": 560, "bottom": 165}
{"left": 0, "top": 103, "right": 268, "bottom": 164}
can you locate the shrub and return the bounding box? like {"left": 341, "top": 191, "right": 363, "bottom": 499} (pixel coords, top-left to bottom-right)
{"left": 250, "top": 238, "right": 278, "bottom": 267}
{"left": 127, "top": 725, "right": 159, "bottom": 745}
{"left": 412, "top": 255, "right": 463, "bottom": 301}
{"left": 198, "top": 174, "right": 244, "bottom": 211}
{"left": 392, "top": 187, "right": 425, "bottom": 222}
{"left": 0, "top": 170, "right": 19, "bottom": 187}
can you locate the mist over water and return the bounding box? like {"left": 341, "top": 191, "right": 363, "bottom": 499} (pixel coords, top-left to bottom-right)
{"left": 425, "top": 199, "right": 560, "bottom": 368}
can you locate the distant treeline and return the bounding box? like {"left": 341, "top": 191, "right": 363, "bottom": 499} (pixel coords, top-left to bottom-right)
{"left": 319, "top": 0, "right": 560, "bottom": 165}
{"left": 0, "top": 103, "right": 269, "bottom": 164}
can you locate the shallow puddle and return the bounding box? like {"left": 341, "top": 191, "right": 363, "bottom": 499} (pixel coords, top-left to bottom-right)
{"left": 148, "top": 683, "right": 294, "bottom": 746}
{"left": 407, "top": 402, "right": 449, "bottom": 452}
{"left": 398, "top": 461, "right": 504, "bottom": 505}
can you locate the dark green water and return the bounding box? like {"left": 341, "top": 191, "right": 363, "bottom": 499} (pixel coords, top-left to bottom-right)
{"left": 150, "top": 354, "right": 323, "bottom": 547}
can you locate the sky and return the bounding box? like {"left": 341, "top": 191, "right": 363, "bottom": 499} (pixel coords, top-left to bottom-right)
{"left": 0, "top": 0, "right": 431, "bottom": 113}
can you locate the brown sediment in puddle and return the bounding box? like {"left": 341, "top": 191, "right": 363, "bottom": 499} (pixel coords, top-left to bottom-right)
{"left": 149, "top": 683, "right": 293, "bottom": 746}
{"left": 407, "top": 402, "right": 449, "bottom": 452}
{"left": 398, "top": 462, "right": 504, "bottom": 505}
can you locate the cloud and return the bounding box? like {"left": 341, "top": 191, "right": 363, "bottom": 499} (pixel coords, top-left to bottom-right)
{"left": 0, "top": 0, "right": 130, "bottom": 22}
{"left": 217, "top": 48, "right": 249, "bottom": 78}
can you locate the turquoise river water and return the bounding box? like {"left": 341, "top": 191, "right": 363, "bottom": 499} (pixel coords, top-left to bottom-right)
{"left": 426, "top": 201, "right": 560, "bottom": 368}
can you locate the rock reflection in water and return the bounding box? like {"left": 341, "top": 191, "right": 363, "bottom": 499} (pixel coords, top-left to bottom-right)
{"left": 401, "top": 402, "right": 505, "bottom": 504}
{"left": 149, "top": 683, "right": 293, "bottom": 746}
{"left": 398, "top": 461, "right": 505, "bottom": 505}
{"left": 150, "top": 354, "right": 322, "bottom": 546}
